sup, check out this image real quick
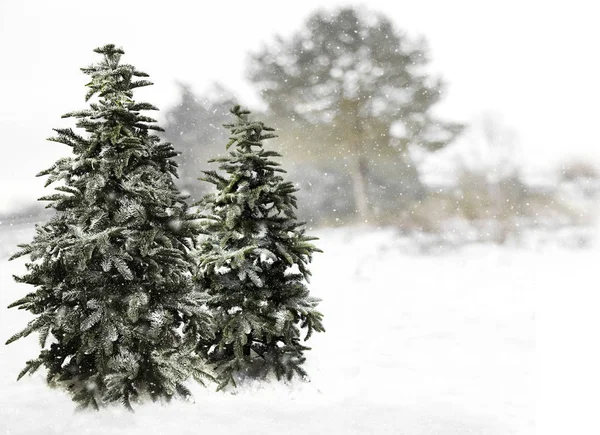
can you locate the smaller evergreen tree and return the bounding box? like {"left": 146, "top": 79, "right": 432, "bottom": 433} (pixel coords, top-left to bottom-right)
{"left": 6, "top": 45, "right": 213, "bottom": 409}
{"left": 195, "top": 106, "right": 324, "bottom": 388}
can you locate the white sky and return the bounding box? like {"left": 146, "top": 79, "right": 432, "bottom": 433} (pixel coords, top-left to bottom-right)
{"left": 1, "top": 0, "right": 598, "bottom": 212}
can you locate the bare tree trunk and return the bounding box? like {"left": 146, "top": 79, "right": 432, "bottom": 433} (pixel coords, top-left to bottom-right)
{"left": 339, "top": 98, "right": 371, "bottom": 222}
{"left": 351, "top": 155, "right": 370, "bottom": 221}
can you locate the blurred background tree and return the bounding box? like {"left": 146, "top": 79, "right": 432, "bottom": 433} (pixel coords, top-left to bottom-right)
{"left": 247, "top": 7, "right": 463, "bottom": 223}
{"left": 162, "top": 82, "right": 236, "bottom": 202}
{"left": 155, "top": 5, "right": 588, "bottom": 243}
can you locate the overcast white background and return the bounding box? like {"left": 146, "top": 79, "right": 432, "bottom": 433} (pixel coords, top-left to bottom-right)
{"left": 1, "top": 0, "right": 598, "bottom": 211}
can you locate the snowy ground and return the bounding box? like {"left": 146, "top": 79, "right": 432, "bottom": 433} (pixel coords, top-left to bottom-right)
{"left": 0, "top": 221, "right": 553, "bottom": 434}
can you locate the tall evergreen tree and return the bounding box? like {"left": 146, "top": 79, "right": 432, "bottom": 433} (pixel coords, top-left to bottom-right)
{"left": 6, "top": 45, "right": 213, "bottom": 409}
{"left": 195, "top": 106, "right": 324, "bottom": 389}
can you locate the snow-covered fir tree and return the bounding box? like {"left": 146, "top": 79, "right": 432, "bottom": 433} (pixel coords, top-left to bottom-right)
{"left": 6, "top": 45, "right": 213, "bottom": 409}
{"left": 195, "top": 106, "right": 325, "bottom": 388}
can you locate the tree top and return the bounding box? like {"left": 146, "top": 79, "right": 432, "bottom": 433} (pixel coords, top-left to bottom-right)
{"left": 93, "top": 44, "right": 125, "bottom": 56}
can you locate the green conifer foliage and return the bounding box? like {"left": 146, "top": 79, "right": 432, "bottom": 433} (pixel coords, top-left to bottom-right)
{"left": 6, "top": 45, "right": 213, "bottom": 409}
{"left": 195, "top": 106, "right": 324, "bottom": 389}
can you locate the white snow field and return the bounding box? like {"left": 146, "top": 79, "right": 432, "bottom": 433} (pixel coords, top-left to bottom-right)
{"left": 0, "top": 222, "right": 551, "bottom": 434}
